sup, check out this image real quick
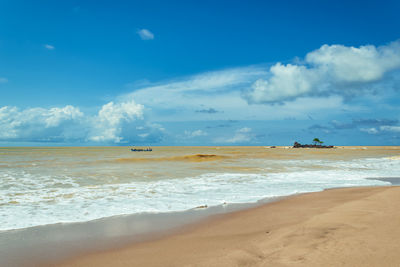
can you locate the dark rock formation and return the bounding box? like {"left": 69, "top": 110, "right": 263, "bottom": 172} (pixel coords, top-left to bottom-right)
{"left": 293, "top": 142, "right": 334, "bottom": 148}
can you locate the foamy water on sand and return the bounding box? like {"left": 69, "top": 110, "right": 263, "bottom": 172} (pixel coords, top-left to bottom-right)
{"left": 1, "top": 146, "right": 400, "bottom": 231}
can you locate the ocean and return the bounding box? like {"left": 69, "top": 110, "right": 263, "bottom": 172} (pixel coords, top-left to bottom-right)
{"left": 1, "top": 146, "right": 399, "bottom": 232}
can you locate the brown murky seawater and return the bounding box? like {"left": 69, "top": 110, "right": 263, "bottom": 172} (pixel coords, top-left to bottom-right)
{"left": 2, "top": 146, "right": 399, "bottom": 180}
{"left": 0, "top": 146, "right": 399, "bottom": 231}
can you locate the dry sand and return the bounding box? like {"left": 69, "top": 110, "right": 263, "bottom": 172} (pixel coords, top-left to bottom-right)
{"left": 56, "top": 186, "right": 400, "bottom": 267}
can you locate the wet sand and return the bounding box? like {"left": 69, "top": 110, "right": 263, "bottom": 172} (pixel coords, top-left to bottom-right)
{"left": 56, "top": 186, "right": 400, "bottom": 267}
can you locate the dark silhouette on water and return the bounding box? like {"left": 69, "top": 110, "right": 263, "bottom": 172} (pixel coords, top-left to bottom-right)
{"left": 293, "top": 141, "right": 334, "bottom": 149}
{"left": 131, "top": 147, "right": 153, "bottom": 152}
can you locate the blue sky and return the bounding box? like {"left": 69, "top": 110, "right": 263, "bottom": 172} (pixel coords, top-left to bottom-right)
{"left": 1, "top": 0, "right": 400, "bottom": 146}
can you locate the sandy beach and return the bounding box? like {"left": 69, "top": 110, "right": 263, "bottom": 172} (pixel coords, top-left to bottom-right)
{"left": 3, "top": 0, "right": 400, "bottom": 265}
{"left": 55, "top": 185, "right": 400, "bottom": 267}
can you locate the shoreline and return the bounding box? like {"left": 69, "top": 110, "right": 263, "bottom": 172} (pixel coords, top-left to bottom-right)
{"left": 0, "top": 193, "right": 287, "bottom": 267}
{"left": 1, "top": 177, "right": 397, "bottom": 266}
{"left": 56, "top": 185, "right": 400, "bottom": 267}
{"left": 48, "top": 185, "right": 400, "bottom": 266}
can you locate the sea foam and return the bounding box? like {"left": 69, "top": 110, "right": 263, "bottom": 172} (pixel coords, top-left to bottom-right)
{"left": 0, "top": 155, "right": 396, "bottom": 231}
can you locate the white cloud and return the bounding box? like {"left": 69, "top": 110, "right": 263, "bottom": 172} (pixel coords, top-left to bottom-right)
{"left": 248, "top": 63, "right": 319, "bottom": 103}
{"left": 0, "top": 101, "right": 147, "bottom": 143}
{"left": 0, "top": 105, "right": 84, "bottom": 141}
{"left": 246, "top": 40, "right": 400, "bottom": 104}
{"left": 216, "top": 127, "right": 254, "bottom": 144}
{"left": 184, "top": 130, "right": 208, "bottom": 138}
{"left": 237, "top": 127, "right": 251, "bottom": 133}
{"left": 5, "top": 40, "right": 399, "bottom": 145}
{"left": 360, "top": 128, "right": 379, "bottom": 134}
{"left": 88, "top": 100, "right": 144, "bottom": 143}
{"left": 45, "top": 106, "right": 84, "bottom": 127}
{"left": 137, "top": 29, "right": 154, "bottom": 40}
{"left": 0, "top": 77, "right": 8, "bottom": 84}
{"left": 359, "top": 125, "right": 400, "bottom": 135}
{"left": 123, "top": 66, "right": 268, "bottom": 121}
{"left": 380, "top": 125, "right": 400, "bottom": 132}
{"left": 44, "top": 44, "right": 55, "bottom": 50}
{"left": 0, "top": 106, "right": 19, "bottom": 139}
{"left": 130, "top": 66, "right": 265, "bottom": 93}
{"left": 122, "top": 63, "right": 367, "bottom": 123}
{"left": 306, "top": 42, "right": 400, "bottom": 82}
{"left": 138, "top": 133, "right": 149, "bottom": 138}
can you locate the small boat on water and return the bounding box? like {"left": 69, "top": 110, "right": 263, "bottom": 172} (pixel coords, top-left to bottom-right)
{"left": 131, "top": 147, "right": 153, "bottom": 152}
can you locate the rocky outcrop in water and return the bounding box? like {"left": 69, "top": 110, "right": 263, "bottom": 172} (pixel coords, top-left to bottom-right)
{"left": 293, "top": 142, "right": 334, "bottom": 148}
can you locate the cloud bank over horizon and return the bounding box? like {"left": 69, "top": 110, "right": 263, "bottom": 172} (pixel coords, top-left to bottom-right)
{"left": 1, "top": 40, "right": 400, "bottom": 145}
{"left": 0, "top": 101, "right": 146, "bottom": 144}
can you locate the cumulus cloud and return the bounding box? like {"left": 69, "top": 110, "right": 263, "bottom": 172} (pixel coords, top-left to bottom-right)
{"left": 0, "top": 100, "right": 148, "bottom": 144}
{"left": 137, "top": 29, "right": 154, "bottom": 40}
{"left": 44, "top": 44, "right": 55, "bottom": 50}
{"left": 0, "top": 105, "right": 84, "bottom": 141}
{"left": 45, "top": 105, "right": 84, "bottom": 127}
{"left": 246, "top": 40, "right": 400, "bottom": 104}
{"left": 0, "top": 77, "right": 8, "bottom": 84}
{"left": 247, "top": 63, "right": 320, "bottom": 103}
{"left": 306, "top": 42, "right": 400, "bottom": 82}
{"left": 88, "top": 100, "right": 144, "bottom": 143}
